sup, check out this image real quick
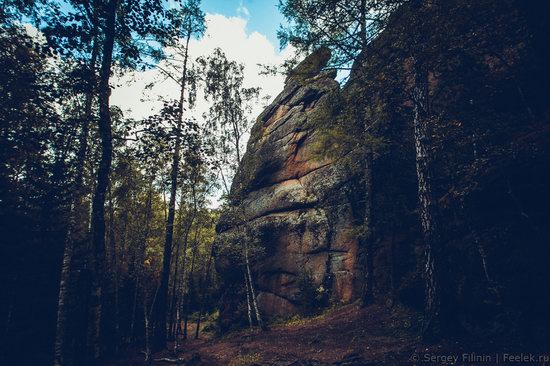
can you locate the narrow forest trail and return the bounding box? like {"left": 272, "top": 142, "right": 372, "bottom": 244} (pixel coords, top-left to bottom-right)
{"left": 106, "top": 304, "right": 425, "bottom": 365}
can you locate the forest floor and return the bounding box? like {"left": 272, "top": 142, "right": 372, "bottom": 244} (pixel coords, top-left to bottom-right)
{"left": 107, "top": 303, "right": 507, "bottom": 366}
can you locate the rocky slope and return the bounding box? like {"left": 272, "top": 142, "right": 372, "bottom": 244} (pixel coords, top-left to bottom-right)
{"left": 215, "top": 0, "right": 550, "bottom": 345}
{"left": 216, "top": 48, "right": 365, "bottom": 328}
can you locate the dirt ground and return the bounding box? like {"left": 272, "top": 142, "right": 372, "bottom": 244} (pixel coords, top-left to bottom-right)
{"left": 106, "top": 303, "right": 530, "bottom": 366}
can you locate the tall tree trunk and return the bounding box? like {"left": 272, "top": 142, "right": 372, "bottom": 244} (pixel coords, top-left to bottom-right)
{"left": 173, "top": 210, "right": 196, "bottom": 346}
{"left": 168, "top": 245, "right": 180, "bottom": 342}
{"left": 174, "top": 182, "right": 199, "bottom": 344}
{"left": 88, "top": 0, "right": 118, "bottom": 362}
{"left": 359, "top": 0, "right": 367, "bottom": 46}
{"left": 54, "top": 21, "right": 98, "bottom": 366}
{"left": 361, "top": 148, "right": 375, "bottom": 306}
{"left": 168, "top": 195, "right": 186, "bottom": 341}
{"left": 195, "top": 242, "right": 214, "bottom": 339}
{"left": 130, "top": 277, "right": 140, "bottom": 342}
{"left": 143, "top": 298, "right": 151, "bottom": 364}
{"left": 171, "top": 215, "right": 192, "bottom": 344}
{"left": 182, "top": 223, "right": 203, "bottom": 340}
{"left": 170, "top": 202, "right": 189, "bottom": 352}
{"left": 231, "top": 112, "right": 242, "bottom": 164}
{"left": 131, "top": 180, "right": 154, "bottom": 341}
{"left": 388, "top": 224, "right": 396, "bottom": 296}
{"left": 144, "top": 285, "right": 159, "bottom": 365}
{"left": 218, "top": 165, "right": 230, "bottom": 196}
{"left": 244, "top": 270, "right": 253, "bottom": 328}
{"left": 154, "top": 30, "right": 192, "bottom": 351}
{"left": 162, "top": 184, "right": 168, "bottom": 222}
{"left": 168, "top": 183, "right": 197, "bottom": 341}
{"left": 412, "top": 62, "right": 445, "bottom": 341}
{"left": 173, "top": 277, "right": 184, "bottom": 351}
{"left": 183, "top": 241, "right": 198, "bottom": 340}
{"left": 244, "top": 241, "right": 264, "bottom": 329}
{"left": 107, "top": 185, "right": 120, "bottom": 355}
{"left": 388, "top": 148, "right": 397, "bottom": 297}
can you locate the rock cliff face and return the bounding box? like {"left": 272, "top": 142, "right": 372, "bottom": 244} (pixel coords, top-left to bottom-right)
{"left": 216, "top": 0, "right": 550, "bottom": 341}
{"left": 216, "top": 48, "right": 364, "bottom": 327}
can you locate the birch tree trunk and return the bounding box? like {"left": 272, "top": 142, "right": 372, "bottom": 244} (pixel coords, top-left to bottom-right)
{"left": 173, "top": 279, "right": 184, "bottom": 351}
{"left": 244, "top": 241, "right": 264, "bottom": 329}
{"left": 412, "top": 61, "right": 444, "bottom": 340}
{"left": 143, "top": 299, "right": 151, "bottom": 364}
{"left": 244, "top": 270, "right": 253, "bottom": 328}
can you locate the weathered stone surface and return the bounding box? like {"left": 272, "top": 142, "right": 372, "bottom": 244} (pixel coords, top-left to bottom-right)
{"left": 216, "top": 49, "right": 362, "bottom": 326}
{"left": 214, "top": 0, "right": 550, "bottom": 346}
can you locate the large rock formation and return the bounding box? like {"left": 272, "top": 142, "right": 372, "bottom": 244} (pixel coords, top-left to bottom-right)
{"left": 215, "top": 48, "right": 365, "bottom": 328}
{"left": 216, "top": 0, "right": 550, "bottom": 343}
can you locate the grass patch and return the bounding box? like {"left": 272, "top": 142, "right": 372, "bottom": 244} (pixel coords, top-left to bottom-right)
{"left": 228, "top": 352, "right": 262, "bottom": 366}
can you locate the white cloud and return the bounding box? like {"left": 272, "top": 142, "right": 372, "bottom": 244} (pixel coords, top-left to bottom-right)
{"left": 110, "top": 13, "right": 297, "bottom": 207}
{"left": 111, "top": 13, "right": 296, "bottom": 124}
{"left": 236, "top": 1, "right": 250, "bottom": 19}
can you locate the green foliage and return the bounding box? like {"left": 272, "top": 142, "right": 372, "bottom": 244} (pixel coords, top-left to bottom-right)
{"left": 308, "top": 83, "right": 388, "bottom": 172}
{"left": 0, "top": 21, "right": 76, "bottom": 223}
{"left": 166, "top": 0, "right": 206, "bottom": 44}
{"left": 278, "top": 0, "right": 403, "bottom": 68}
{"left": 296, "top": 269, "right": 328, "bottom": 316}
{"left": 311, "top": 126, "right": 357, "bottom": 160}
{"left": 198, "top": 48, "right": 260, "bottom": 194}
{"left": 200, "top": 310, "right": 220, "bottom": 334}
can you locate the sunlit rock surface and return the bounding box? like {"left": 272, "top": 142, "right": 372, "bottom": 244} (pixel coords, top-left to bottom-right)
{"left": 215, "top": 0, "right": 550, "bottom": 340}
{"left": 215, "top": 49, "right": 362, "bottom": 327}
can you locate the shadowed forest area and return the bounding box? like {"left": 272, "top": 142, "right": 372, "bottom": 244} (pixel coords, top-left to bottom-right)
{"left": 1, "top": 0, "right": 550, "bottom": 365}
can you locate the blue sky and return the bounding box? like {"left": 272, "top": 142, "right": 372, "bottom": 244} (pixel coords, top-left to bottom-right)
{"left": 113, "top": 0, "right": 294, "bottom": 125}
{"left": 53, "top": 0, "right": 285, "bottom": 50}
{"left": 201, "top": 0, "right": 285, "bottom": 48}
{"left": 111, "top": 1, "right": 294, "bottom": 206}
